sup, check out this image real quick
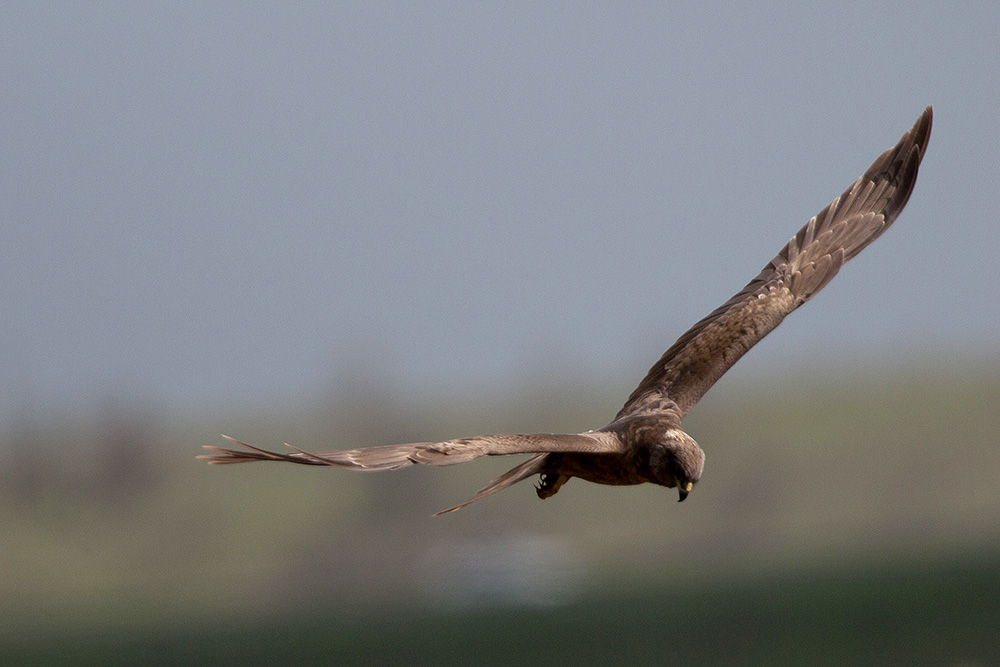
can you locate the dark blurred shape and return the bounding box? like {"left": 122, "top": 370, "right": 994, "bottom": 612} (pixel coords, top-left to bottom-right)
{"left": 94, "top": 402, "right": 158, "bottom": 500}
{"left": 6, "top": 405, "right": 44, "bottom": 503}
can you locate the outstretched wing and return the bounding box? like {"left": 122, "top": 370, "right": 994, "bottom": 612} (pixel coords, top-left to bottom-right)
{"left": 618, "top": 107, "right": 932, "bottom": 422}
{"left": 199, "top": 431, "right": 623, "bottom": 470}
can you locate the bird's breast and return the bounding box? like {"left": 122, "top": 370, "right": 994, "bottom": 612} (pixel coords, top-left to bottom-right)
{"left": 544, "top": 452, "right": 649, "bottom": 486}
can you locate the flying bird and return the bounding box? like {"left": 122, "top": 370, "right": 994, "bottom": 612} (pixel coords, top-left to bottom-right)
{"left": 200, "top": 107, "right": 932, "bottom": 515}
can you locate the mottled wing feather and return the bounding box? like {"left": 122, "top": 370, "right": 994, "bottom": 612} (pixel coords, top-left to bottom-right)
{"left": 198, "top": 431, "right": 622, "bottom": 469}
{"left": 618, "top": 107, "right": 931, "bottom": 421}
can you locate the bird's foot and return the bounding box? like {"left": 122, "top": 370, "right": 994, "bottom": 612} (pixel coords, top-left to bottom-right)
{"left": 535, "top": 473, "right": 569, "bottom": 499}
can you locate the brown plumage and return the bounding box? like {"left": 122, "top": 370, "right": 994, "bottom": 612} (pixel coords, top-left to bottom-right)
{"left": 200, "top": 107, "right": 932, "bottom": 515}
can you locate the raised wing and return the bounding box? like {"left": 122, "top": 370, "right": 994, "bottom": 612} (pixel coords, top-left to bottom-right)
{"left": 618, "top": 107, "right": 932, "bottom": 421}
{"left": 199, "top": 431, "right": 623, "bottom": 469}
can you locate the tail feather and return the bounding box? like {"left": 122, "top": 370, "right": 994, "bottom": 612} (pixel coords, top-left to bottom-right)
{"left": 434, "top": 454, "right": 548, "bottom": 516}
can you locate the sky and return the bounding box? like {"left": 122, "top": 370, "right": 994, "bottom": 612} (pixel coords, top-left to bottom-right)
{"left": 2, "top": 2, "right": 998, "bottom": 424}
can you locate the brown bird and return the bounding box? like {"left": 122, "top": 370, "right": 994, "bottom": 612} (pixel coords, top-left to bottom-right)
{"left": 200, "top": 107, "right": 932, "bottom": 515}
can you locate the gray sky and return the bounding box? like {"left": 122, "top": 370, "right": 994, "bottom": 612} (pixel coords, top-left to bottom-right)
{"left": 2, "top": 2, "right": 998, "bottom": 422}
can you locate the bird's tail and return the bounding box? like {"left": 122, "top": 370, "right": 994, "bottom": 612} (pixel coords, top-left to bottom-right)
{"left": 435, "top": 453, "right": 548, "bottom": 516}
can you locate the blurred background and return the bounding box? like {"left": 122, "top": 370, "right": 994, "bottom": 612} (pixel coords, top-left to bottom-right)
{"left": 2, "top": 2, "right": 998, "bottom": 664}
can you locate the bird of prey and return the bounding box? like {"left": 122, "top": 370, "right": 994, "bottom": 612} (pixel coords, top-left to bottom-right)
{"left": 200, "top": 107, "right": 932, "bottom": 515}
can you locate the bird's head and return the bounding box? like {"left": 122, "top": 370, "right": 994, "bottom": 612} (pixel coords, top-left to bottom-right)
{"left": 650, "top": 429, "right": 705, "bottom": 502}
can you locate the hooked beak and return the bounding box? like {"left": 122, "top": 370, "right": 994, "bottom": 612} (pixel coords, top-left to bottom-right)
{"left": 678, "top": 481, "right": 693, "bottom": 502}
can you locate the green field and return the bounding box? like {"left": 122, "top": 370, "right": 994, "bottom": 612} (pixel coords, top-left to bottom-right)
{"left": 2, "top": 358, "right": 998, "bottom": 664}
{"left": 4, "top": 555, "right": 998, "bottom": 666}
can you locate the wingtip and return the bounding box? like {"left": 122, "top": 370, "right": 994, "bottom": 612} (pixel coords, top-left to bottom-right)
{"left": 914, "top": 106, "right": 933, "bottom": 151}
{"left": 432, "top": 508, "right": 457, "bottom": 517}
{"left": 197, "top": 444, "right": 235, "bottom": 462}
